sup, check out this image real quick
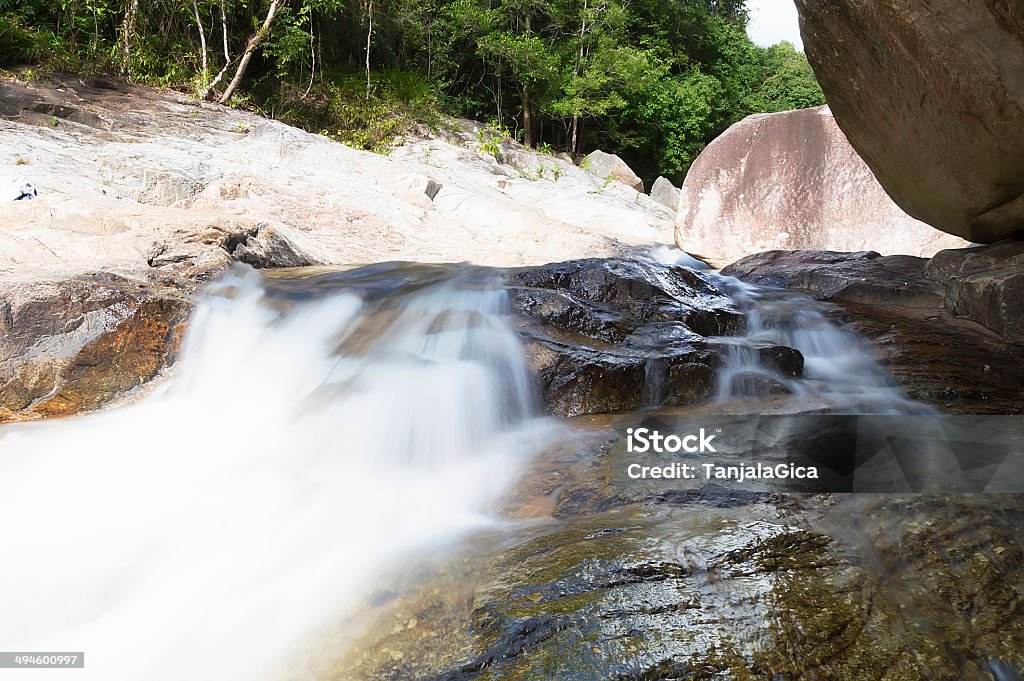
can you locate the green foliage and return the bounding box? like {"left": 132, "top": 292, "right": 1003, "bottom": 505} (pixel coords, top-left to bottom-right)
{"left": 0, "top": 16, "right": 58, "bottom": 66}
{"left": 270, "top": 73, "right": 435, "bottom": 154}
{"left": 381, "top": 68, "right": 436, "bottom": 109}
{"left": 476, "top": 124, "right": 507, "bottom": 158}
{"left": 752, "top": 41, "right": 825, "bottom": 112}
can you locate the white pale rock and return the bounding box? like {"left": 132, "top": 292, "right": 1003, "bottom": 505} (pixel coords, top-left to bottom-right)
{"left": 582, "top": 150, "right": 645, "bottom": 193}
{"left": 0, "top": 79, "right": 677, "bottom": 286}
{"left": 650, "top": 176, "right": 681, "bottom": 211}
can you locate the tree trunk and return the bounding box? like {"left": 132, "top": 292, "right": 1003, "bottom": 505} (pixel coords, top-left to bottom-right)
{"left": 192, "top": 0, "right": 208, "bottom": 87}
{"left": 570, "top": 0, "right": 587, "bottom": 154}
{"left": 201, "top": 0, "right": 231, "bottom": 99}
{"left": 365, "top": 0, "right": 374, "bottom": 100}
{"left": 522, "top": 13, "right": 535, "bottom": 146}
{"left": 217, "top": 0, "right": 283, "bottom": 105}
{"left": 522, "top": 85, "right": 533, "bottom": 147}
{"left": 120, "top": 0, "right": 140, "bottom": 71}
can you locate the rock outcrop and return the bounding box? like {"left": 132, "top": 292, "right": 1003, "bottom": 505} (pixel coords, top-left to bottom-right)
{"left": 0, "top": 276, "right": 190, "bottom": 420}
{"left": 722, "top": 250, "right": 945, "bottom": 309}
{"left": 582, "top": 149, "right": 645, "bottom": 192}
{"left": 675, "top": 106, "right": 968, "bottom": 267}
{"left": 725, "top": 241, "right": 1024, "bottom": 347}
{"left": 0, "top": 74, "right": 678, "bottom": 420}
{"left": 926, "top": 240, "right": 1024, "bottom": 345}
{"left": 794, "top": 0, "right": 1024, "bottom": 243}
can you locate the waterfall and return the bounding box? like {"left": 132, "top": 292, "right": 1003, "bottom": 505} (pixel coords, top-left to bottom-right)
{"left": 0, "top": 265, "right": 551, "bottom": 681}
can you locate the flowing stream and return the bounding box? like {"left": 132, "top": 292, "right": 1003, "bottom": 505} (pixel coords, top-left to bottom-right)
{"left": 0, "top": 256, "right": 950, "bottom": 679}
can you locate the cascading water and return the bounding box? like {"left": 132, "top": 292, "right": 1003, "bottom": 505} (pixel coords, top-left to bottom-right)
{"left": 0, "top": 264, "right": 553, "bottom": 681}
{"left": 647, "top": 244, "right": 927, "bottom": 413}
{"left": 709, "top": 276, "right": 929, "bottom": 412}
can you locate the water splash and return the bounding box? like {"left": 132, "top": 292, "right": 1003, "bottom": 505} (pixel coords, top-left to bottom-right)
{"left": 0, "top": 265, "right": 551, "bottom": 681}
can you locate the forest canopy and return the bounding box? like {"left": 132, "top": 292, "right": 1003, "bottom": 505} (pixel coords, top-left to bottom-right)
{"left": 0, "top": 0, "right": 824, "bottom": 182}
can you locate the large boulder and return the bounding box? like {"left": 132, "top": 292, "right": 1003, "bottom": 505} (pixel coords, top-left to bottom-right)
{"left": 794, "top": 0, "right": 1024, "bottom": 243}
{"left": 583, "top": 150, "right": 645, "bottom": 192}
{"left": 675, "top": 107, "right": 967, "bottom": 267}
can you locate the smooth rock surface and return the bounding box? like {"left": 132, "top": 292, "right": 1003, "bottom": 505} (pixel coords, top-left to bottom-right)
{"left": 722, "top": 250, "right": 945, "bottom": 309}
{"left": 675, "top": 106, "right": 968, "bottom": 267}
{"left": 582, "top": 150, "right": 645, "bottom": 193}
{"left": 794, "top": 0, "right": 1024, "bottom": 243}
{"left": 337, "top": 432, "right": 1024, "bottom": 679}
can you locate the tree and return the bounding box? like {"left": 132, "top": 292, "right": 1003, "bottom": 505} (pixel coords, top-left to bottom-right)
{"left": 217, "top": 0, "right": 284, "bottom": 103}
{"left": 752, "top": 41, "right": 825, "bottom": 112}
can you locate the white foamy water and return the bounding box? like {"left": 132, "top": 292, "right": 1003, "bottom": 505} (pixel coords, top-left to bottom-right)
{"left": 0, "top": 266, "right": 552, "bottom": 681}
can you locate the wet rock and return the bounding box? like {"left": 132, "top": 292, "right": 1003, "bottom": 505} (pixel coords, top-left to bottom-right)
{"left": 338, "top": 456, "right": 1024, "bottom": 681}
{"left": 925, "top": 240, "right": 1024, "bottom": 345}
{"left": 753, "top": 343, "right": 804, "bottom": 377}
{"left": 582, "top": 150, "right": 644, "bottom": 192}
{"left": 508, "top": 258, "right": 751, "bottom": 416}
{"left": 676, "top": 107, "right": 966, "bottom": 266}
{"left": 794, "top": 0, "right": 1024, "bottom": 243}
{"left": 722, "top": 249, "right": 944, "bottom": 308}
{"left": 509, "top": 258, "right": 746, "bottom": 337}
{"left": 0, "top": 275, "right": 190, "bottom": 421}
{"left": 838, "top": 303, "right": 1024, "bottom": 414}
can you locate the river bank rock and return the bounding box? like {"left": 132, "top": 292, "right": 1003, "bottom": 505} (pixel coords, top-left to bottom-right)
{"left": 925, "top": 240, "right": 1024, "bottom": 345}
{"left": 0, "top": 73, "right": 678, "bottom": 420}
{"left": 722, "top": 250, "right": 945, "bottom": 309}
{"left": 334, "top": 429, "right": 1024, "bottom": 680}
{"left": 794, "top": 0, "right": 1024, "bottom": 243}
{"left": 0, "top": 275, "right": 190, "bottom": 421}
{"left": 675, "top": 106, "right": 968, "bottom": 267}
